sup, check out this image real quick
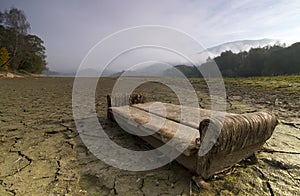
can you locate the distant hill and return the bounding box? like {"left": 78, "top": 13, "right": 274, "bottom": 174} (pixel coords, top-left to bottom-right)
{"left": 199, "top": 38, "right": 277, "bottom": 59}
{"left": 163, "top": 65, "right": 200, "bottom": 78}
{"left": 42, "top": 70, "right": 62, "bottom": 76}
{"left": 200, "top": 42, "right": 300, "bottom": 77}
{"left": 163, "top": 41, "right": 299, "bottom": 78}
{"left": 110, "top": 62, "right": 172, "bottom": 77}
{"left": 49, "top": 39, "right": 286, "bottom": 78}
{"left": 109, "top": 39, "right": 279, "bottom": 77}
{"left": 43, "top": 67, "right": 116, "bottom": 77}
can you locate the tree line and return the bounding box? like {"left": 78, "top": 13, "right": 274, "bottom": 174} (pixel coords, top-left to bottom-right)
{"left": 0, "top": 7, "right": 47, "bottom": 73}
{"left": 169, "top": 43, "right": 300, "bottom": 78}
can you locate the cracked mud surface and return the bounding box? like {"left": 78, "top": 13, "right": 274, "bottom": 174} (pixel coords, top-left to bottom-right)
{"left": 0, "top": 76, "right": 299, "bottom": 195}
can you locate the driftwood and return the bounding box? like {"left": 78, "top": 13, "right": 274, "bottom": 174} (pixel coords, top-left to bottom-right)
{"left": 107, "top": 94, "right": 278, "bottom": 179}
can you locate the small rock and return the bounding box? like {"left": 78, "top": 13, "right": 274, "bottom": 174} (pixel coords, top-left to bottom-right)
{"left": 171, "top": 183, "right": 174, "bottom": 188}
{"left": 274, "top": 98, "right": 280, "bottom": 105}
{"left": 231, "top": 96, "right": 242, "bottom": 101}
{"left": 155, "top": 180, "right": 159, "bottom": 186}
{"left": 110, "top": 189, "right": 115, "bottom": 194}
{"left": 6, "top": 73, "right": 14, "bottom": 78}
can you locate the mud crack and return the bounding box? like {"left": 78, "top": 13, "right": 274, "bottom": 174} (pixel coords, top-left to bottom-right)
{"left": 261, "top": 148, "right": 300, "bottom": 155}
{"left": 254, "top": 167, "right": 274, "bottom": 196}
{"left": 280, "top": 121, "right": 300, "bottom": 130}
{"left": 112, "top": 176, "right": 117, "bottom": 195}
{"left": 65, "top": 140, "right": 74, "bottom": 149}
{"left": 17, "top": 151, "right": 33, "bottom": 163}
{"left": 261, "top": 157, "right": 299, "bottom": 170}
{"left": 137, "top": 178, "right": 145, "bottom": 196}
{"left": 1, "top": 151, "right": 33, "bottom": 178}
{"left": 6, "top": 188, "right": 16, "bottom": 196}
{"left": 0, "top": 180, "right": 17, "bottom": 195}
{"left": 54, "top": 160, "right": 61, "bottom": 182}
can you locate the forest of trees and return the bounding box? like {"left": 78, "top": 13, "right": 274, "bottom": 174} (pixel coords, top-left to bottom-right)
{"left": 170, "top": 43, "right": 300, "bottom": 78}
{"left": 0, "top": 8, "right": 47, "bottom": 73}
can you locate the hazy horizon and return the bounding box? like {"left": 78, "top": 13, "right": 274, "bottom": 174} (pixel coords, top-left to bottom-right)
{"left": 1, "top": 0, "right": 300, "bottom": 73}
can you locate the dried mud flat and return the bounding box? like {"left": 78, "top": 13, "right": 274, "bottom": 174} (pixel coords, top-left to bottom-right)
{"left": 0, "top": 76, "right": 299, "bottom": 195}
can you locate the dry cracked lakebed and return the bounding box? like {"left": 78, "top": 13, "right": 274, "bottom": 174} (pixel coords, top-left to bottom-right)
{"left": 0, "top": 76, "right": 299, "bottom": 195}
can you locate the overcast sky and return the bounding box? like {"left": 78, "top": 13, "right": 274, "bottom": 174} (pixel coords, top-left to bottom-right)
{"left": 1, "top": 0, "right": 300, "bottom": 72}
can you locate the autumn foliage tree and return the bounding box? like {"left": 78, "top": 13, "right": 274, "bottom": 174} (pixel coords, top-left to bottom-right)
{"left": 0, "top": 47, "right": 10, "bottom": 70}
{"left": 0, "top": 7, "right": 46, "bottom": 73}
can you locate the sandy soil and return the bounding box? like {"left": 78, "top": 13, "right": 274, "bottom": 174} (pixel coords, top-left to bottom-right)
{"left": 0, "top": 76, "right": 299, "bottom": 195}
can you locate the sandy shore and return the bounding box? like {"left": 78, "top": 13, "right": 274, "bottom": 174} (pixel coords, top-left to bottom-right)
{"left": 0, "top": 76, "right": 299, "bottom": 195}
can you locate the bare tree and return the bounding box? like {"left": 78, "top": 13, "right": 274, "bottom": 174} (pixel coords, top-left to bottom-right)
{"left": 0, "top": 7, "right": 30, "bottom": 68}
